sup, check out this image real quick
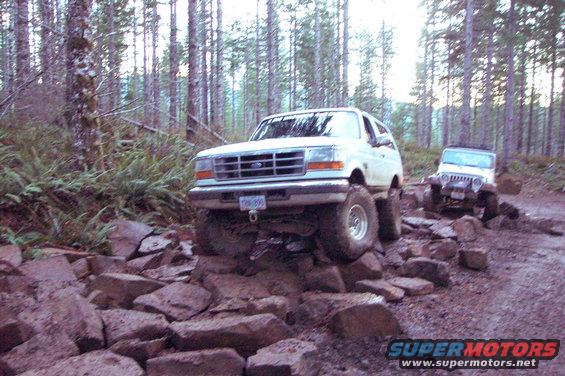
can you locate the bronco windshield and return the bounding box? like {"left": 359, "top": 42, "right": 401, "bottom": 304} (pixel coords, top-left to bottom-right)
{"left": 442, "top": 149, "right": 495, "bottom": 169}
{"left": 250, "top": 111, "right": 360, "bottom": 141}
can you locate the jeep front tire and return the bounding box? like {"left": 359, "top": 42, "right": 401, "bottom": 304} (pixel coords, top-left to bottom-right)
{"left": 318, "top": 184, "right": 378, "bottom": 261}
{"left": 377, "top": 188, "right": 402, "bottom": 240}
{"left": 195, "top": 209, "right": 257, "bottom": 257}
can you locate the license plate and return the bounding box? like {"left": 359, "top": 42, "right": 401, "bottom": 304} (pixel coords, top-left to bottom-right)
{"left": 451, "top": 190, "right": 465, "bottom": 200}
{"left": 239, "top": 195, "right": 267, "bottom": 211}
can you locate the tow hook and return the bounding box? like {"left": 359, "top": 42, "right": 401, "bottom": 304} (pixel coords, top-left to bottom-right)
{"left": 248, "top": 210, "right": 258, "bottom": 223}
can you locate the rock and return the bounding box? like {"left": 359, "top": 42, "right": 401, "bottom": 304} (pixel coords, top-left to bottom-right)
{"left": 484, "top": 215, "right": 506, "bottom": 230}
{"left": 88, "top": 255, "right": 127, "bottom": 275}
{"left": 141, "top": 260, "right": 197, "bottom": 283}
{"left": 204, "top": 273, "right": 270, "bottom": 303}
{"left": 254, "top": 270, "right": 304, "bottom": 300}
{"left": 17, "top": 291, "right": 104, "bottom": 352}
{"left": 0, "top": 245, "right": 22, "bottom": 268}
{"left": 0, "top": 309, "right": 34, "bottom": 353}
{"left": 429, "top": 239, "right": 459, "bottom": 261}
{"left": 400, "top": 257, "right": 450, "bottom": 286}
{"left": 134, "top": 282, "right": 212, "bottom": 321}
{"left": 0, "top": 276, "right": 34, "bottom": 295}
{"left": 35, "top": 281, "right": 86, "bottom": 302}
{"left": 388, "top": 277, "right": 433, "bottom": 296}
{"left": 246, "top": 339, "right": 319, "bottom": 376}
{"left": 500, "top": 202, "right": 520, "bottom": 219}
{"left": 87, "top": 290, "right": 110, "bottom": 309}
{"left": 191, "top": 256, "right": 238, "bottom": 281}
{"left": 401, "top": 189, "right": 423, "bottom": 208}
{"left": 401, "top": 224, "right": 414, "bottom": 235}
{"left": 0, "top": 260, "right": 22, "bottom": 276}
{"left": 38, "top": 248, "right": 90, "bottom": 263}
{"left": 147, "top": 348, "right": 245, "bottom": 376}
{"left": 17, "top": 350, "right": 144, "bottom": 376}
{"left": 71, "top": 258, "right": 90, "bottom": 279}
{"left": 297, "top": 293, "right": 399, "bottom": 337}
{"left": 305, "top": 266, "right": 346, "bottom": 293}
{"left": 126, "top": 252, "right": 164, "bottom": 272}
{"left": 431, "top": 224, "right": 458, "bottom": 240}
{"left": 340, "top": 252, "right": 383, "bottom": 290}
{"left": 246, "top": 296, "right": 290, "bottom": 321}
{"left": 179, "top": 241, "right": 194, "bottom": 257}
{"left": 288, "top": 255, "right": 314, "bottom": 277}
{"left": 532, "top": 218, "right": 564, "bottom": 236}
{"left": 108, "top": 220, "right": 153, "bottom": 260}
{"left": 402, "top": 217, "right": 438, "bottom": 228}
{"left": 138, "top": 235, "right": 176, "bottom": 256}
{"left": 170, "top": 314, "right": 292, "bottom": 357}
{"left": 19, "top": 256, "right": 77, "bottom": 282}
{"left": 354, "top": 279, "right": 404, "bottom": 302}
{"left": 100, "top": 309, "right": 169, "bottom": 346}
{"left": 0, "top": 333, "right": 79, "bottom": 375}
{"left": 497, "top": 174, "right": 522, "bottom": 195}
{"left": 109, "top": 337, "right": 167, "bottom": 366}
{"left": 459, "top": 248, "right": 488, "bottom": 271}
{"left": 90, "top": 273, "right": 166, "bottom": 308}
{"left": 399, "top": 242, "right": 430, "bottom": 261}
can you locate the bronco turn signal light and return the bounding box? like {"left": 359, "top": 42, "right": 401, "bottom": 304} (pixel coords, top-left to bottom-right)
{"left": 307, "top": 161, "right": 345, "bottom": 170}
{"left": 196, "top": 170, "right": 213, "bottom": 180}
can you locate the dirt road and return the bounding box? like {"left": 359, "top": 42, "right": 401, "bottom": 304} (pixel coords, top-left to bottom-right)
{"left": 314, "top": 192, "right": 565, "bottom": 375}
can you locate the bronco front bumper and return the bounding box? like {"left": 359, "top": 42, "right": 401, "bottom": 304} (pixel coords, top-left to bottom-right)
{"left": 188, "top": 179, "right": 350, "bottom": 210}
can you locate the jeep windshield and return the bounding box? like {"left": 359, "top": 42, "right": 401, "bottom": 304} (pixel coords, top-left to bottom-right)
{"left": 250, "top": 111, "right": 360, "bottom": 141}
{"left": 442, "top": 149, "right": 494, "bottom": 169}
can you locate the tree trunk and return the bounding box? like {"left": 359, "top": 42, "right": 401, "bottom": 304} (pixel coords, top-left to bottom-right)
{"left": 254, "top": 0, "right": 260, "bottom": 125}
{"left": 545, "top": 41, "right": 557, "bottom": 156}
{"left": 39, "top": 0, "right": 54, "bottom": 86}
{"left": 107, "top": 0, "right": 117, "bottom": 111}
{"left": 132, "top": 1, "right": 138, "bottom": 118}
{"left": 209, "top": 0, "right": 216, "bottom": 127}
{"left": 418, "top": 28, "right": 429, "bottom": 147}
{"left": 481, "top": 21, "right": 494, "bottom": 149}
{"left": 526, "top": 43, "right": 537, "bottom": 156}
{"left": 151, "top": 0, "right": 160, "bottom": 128}
{"left": 558, "top": 68, "right": 565, "bottom": 157}
{"left": 65, "top": 0, "right": 99, "bottom": 167}
{"left": 442, "top": 53, "right": 452, "bottom": 147}
{"left": 267, "top": 0, "right": 275, "bottom": 115}
{"left": 200, "top": 0, "right": 209, "bottom": 125}
{"left": 292, "top": 16, "right": 298, "bottom": 110}
{"left": 143, "top": 1, "right": 150, "bottom": 126}
{"left": 334, "top": 0, "right": 341, "bottom": 106}
{"left": 341, "top": 0, "right": 349, "bottom": 104}
{"left": 215, "top": 0, "right": 224, "bottom": 128}
{"left": 459, "top": 0, "right": 474, "bottom": 146}
{"left": 187, "top": 0, "right": 198, "bottom": 139}
{"left": 313, "top": 0, "right": 322, "bottom": 107}
{"left": 15, "top": 0, "right": 31, "bottom": 106}
{"left": 516, "top": 47, "right": 526, "bottom": 154}
{"left": 426, "top": 38, "right": 436, "bottom": 148}
{"left": 502, "top": 0, "right": 516, "bottom": 171}
{"left": 169, "top": 0, "right": 178, "bottom": 127}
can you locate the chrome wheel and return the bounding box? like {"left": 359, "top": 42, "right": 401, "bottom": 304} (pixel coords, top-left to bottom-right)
{"left": 349, "top": 204, "right": 368, "bottom": 240}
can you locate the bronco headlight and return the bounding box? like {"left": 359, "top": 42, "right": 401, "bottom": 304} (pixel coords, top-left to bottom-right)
{"left": 307, "top": 147, "right": 345, "bottom": 170}
{"left": 439, "top": 173, "right": 450, "bottom": 186}
{"left": 471, "top": 177, "right": 484, "bottom": 192}
{"left": 194, "top": 158, "right": 213, "bottom": 180}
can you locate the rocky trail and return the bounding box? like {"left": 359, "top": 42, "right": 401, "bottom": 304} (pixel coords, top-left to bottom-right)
{"left": 0, "top": 189, "right": 563, "bottom": 376}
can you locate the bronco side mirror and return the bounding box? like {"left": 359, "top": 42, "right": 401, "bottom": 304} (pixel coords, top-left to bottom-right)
{"left": 374, "top": 135, "right": 392, "bottom": 148}
{"left": 434, "top": 158, "right": 439, "bottom": 166}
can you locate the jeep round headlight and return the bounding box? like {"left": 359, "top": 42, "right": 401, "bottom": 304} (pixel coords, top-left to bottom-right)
{"left": 471, "top": 177, "right": 484, "bottom": 192}
{"left": 439, "top": 173, "right": 450, "bottom": 186}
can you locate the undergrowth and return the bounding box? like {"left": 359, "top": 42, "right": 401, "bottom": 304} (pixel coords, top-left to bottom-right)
{"left": 0, "top": 120, "right": 200, "bottom": 253}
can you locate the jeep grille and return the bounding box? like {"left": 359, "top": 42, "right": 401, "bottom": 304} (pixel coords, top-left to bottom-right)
{"left": 213, "top": 150, "right": 305, "bottom": 180}
{"left": 447, "top": 173, "right": 474, "bottom": 183}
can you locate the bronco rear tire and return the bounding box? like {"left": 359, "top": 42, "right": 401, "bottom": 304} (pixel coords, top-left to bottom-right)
{"left": 376, "top": 188, "right": 402, "bottom": 241}
{"left": 195, "top": 209, "right": 257, "bottom": 257}
{"left": 482, "top": 193, "right": 499, "bottom": 221}
{"left": 318, "top": 184, "right": 378, "bottom": 261}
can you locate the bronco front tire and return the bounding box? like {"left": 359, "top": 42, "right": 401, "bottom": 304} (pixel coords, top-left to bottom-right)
{"left": 318, "top": 184, "right": 378, "bottom": 261}
{"left": 195, "top": 209, "right": 257, "bottom": 257}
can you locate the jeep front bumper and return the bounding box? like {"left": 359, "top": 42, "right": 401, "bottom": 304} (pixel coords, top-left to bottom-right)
{"left": 188, "top": 179, "right": 350, "bottom": 210}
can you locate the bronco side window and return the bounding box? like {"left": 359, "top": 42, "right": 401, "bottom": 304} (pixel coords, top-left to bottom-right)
{"left": 362, "top": 116, "right": 377, "bottom": 145}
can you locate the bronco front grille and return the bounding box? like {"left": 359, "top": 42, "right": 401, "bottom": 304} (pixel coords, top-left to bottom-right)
{"left": 213, "top": 150, "right": 305, "bottom": 180}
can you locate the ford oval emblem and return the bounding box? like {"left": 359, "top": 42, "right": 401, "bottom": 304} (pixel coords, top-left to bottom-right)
{"left": 251, "top": 162, "right": 263, "bottom": 169}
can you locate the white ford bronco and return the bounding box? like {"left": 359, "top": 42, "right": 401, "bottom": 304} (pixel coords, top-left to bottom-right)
{"left": 188, "top": 108, "right": 404, "bottom": 261}
{"left": 423, "top": 146, "right": 500, "bottom": 220}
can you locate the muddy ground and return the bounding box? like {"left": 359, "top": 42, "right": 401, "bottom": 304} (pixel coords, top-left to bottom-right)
{"left": 312, "top": 190, "right": 565, "bottom": 375}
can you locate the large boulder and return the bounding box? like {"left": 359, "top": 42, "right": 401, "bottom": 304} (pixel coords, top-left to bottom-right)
{"left": 297, "top": 293, "right": 400, "bottom": 337}
{"left": 497, "top": 174, "right": 522, "bottom": 195}
{"left": 451, "top": 215, "right": 482, "bottom": 242}
{"left": 459, "top": 248, "right": 488, "bottom": 271}
{"left": 400, "top": 257, "right": 450, "bottom": 286}
{"left": 399, "top": 242, "right": 430, "bottom": 261}
{"left": 126, "top": 252, "right": 164, "bottom": 272}
{"left": 354, "top": 279, "right": 405, "bottom": 302}
{"left": 100, "top": 309, "right": 169, "bottom": 347}
{"left": 254, "top": 270, "right": 304, "bottom": 301}
{"left": 246, "top": 296, "right": 291, "bottom": 321}
{"left": 17, "top": 291, "right": 104, "bottom": 352}
{"left": 108, "top": 220, "right": 153, "bottom": 260}
{"left": 18, "top": 350, "right": 144, "bottom": 376}
{"left": 170, "top": 314, "right": 293, "bottom": 357}
{"left": 0, "top": 245, "right": 23, "bottom": 268}
{"left": 141, "top": 260, "right": 197, "bottom": 283}
{"left": 70, "top": 258, "right": 90, "bottom": 279}
{"left": 339, "top": 252, "right": 383, "bottom": 290}
{"left": 18, "top": 256, "right": 77, "bottom": 282}
{"left": 246, "top": 339, "right": 319, "bottom": 376}
{"left": 429, "top": 239, "right": 459, "bottom": 261}
{"left": 191, "top": 256, "right": 238, "bottom": 281}
{"left": 90, "top": 273, "right": 166, "bottom": 308}
{"left": 0, "top": 332, "right": 79, "bottom": 375}
{"left": 134, "top": 282, "right": 212, "bottom": 321}
{"left": 402, "top": 217, "right": 438, "bottom": 228}
{"left": 305, "top": 266, "right": 346, "bottom": 293}
{"left": 109, "top": 337, "right": 167, "bottom": 366}
{"left": 0, "top": 308, "right": 34, "bottom": 353}
{"left": 203, "top": 273, "right": 270, "bottom": 303}
{"left": 388, "top": 277, "right": 433, "bottom": 296}
{"left": 147, "top": 348, "right": 246, "bottom": 376}
{"left": 0, "top": 276, "right": 34, "bottom": 295}
{"left": 138, "top": 235, "right": 176, "bottom": 256}
{"left": 88, "top": 255, "right": 127, "bottom": 275}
